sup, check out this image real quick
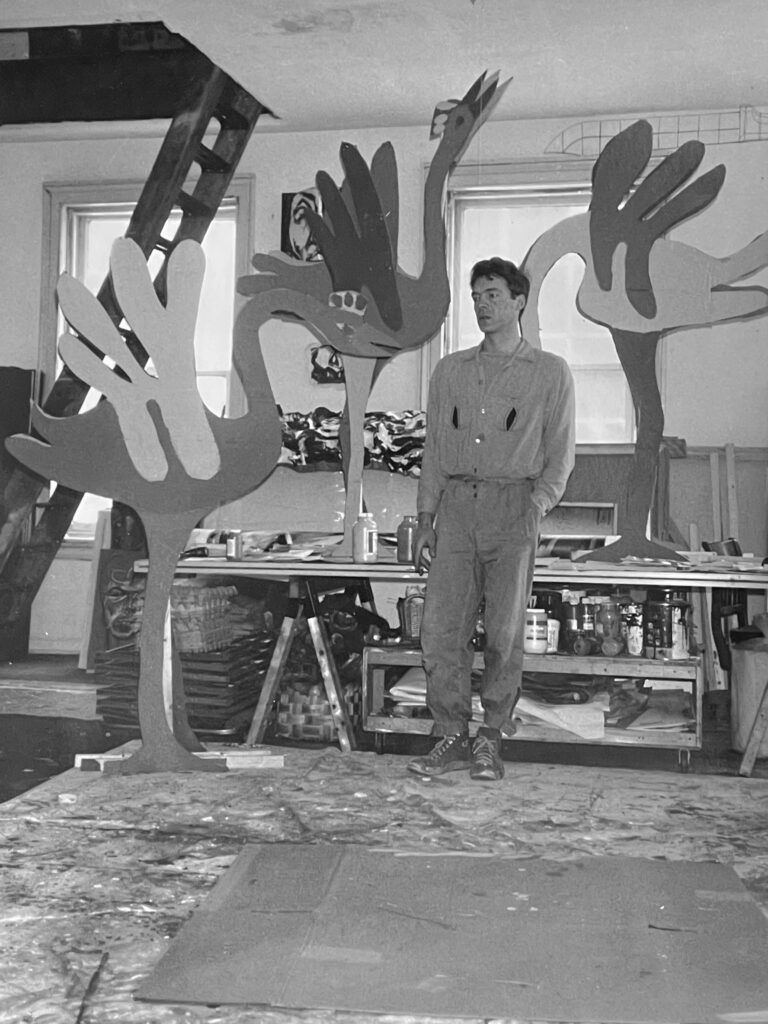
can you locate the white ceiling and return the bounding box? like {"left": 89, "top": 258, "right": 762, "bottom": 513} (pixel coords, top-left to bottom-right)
{"left": 4, "top": 0, "right": 768, "bottom": 132}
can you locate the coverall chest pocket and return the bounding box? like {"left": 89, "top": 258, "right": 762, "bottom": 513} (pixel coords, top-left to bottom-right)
{"left": 487, "top": 395, "right": 527, "bottom": 434}
{"left": 438, "top": 400, "right": 470, "bottom": 475}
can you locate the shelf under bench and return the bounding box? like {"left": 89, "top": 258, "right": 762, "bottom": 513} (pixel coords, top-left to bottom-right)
{"left": 362, "top": 645, "right": 702, "bottom": 754}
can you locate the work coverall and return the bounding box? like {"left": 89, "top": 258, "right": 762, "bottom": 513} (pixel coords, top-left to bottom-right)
{"left": 417, "top": 339, "right": 576, "bottom": 736}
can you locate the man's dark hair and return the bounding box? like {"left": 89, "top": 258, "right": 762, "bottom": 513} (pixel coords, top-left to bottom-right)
{"left": 470, "top": 257, "right": 530, "bottom": 300}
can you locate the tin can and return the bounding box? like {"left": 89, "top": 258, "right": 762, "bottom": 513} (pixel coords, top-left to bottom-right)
{"left": 226, "top": 530, "right": 243, "bottom": 560}
{"left": 645, "top": 589, "right": 690, "bottom": 660}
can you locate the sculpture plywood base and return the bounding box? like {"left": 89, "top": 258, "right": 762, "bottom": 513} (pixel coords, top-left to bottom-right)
{"left": 102, "top": 744, "right": 228, "bottom": 775}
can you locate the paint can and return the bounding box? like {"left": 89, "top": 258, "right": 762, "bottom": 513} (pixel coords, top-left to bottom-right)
{"left": 352, "top": 513, "right": 378, "bottom": 563}
{"left": 524, "top": 608, "right": 548, "bottom": 654}
{"left": 225, "top": 530, "right": 243, "bottom": 560}
{"left": 645, "top": 589, "right": 690, "bottom": 660}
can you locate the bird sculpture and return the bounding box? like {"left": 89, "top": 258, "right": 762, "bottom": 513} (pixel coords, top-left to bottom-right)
{"left": 521, "top": 119, "right": 768, "bottom": 563}
{"left": 239, "top": 70, "right": 510, "bottom": 556}
{"left": 7, "top": 238, "right": 282, "bottom": 773}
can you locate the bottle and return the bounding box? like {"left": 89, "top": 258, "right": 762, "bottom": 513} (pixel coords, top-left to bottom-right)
{"left": 581, "top": 596, "right": 596, "bottom": 637}
{"left": 396, "top": 515, "right": 417, "bottom": 563}
{"left": 546, "top": 616, "right": 560, "bottom": 653}
{"left": 352, "top": 512, "right": 378, "bottom": 563}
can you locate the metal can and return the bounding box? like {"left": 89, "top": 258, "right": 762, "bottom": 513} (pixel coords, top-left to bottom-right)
{"left": 645, "top": 589, "right": 690, "bottom": 660}
{"left": 226, "top": 529, "right": 243, "bottom": 560}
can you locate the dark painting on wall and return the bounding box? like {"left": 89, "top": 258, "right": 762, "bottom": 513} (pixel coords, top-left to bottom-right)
{"left": 280, "top": 187, "right": 324, "bottom": 262}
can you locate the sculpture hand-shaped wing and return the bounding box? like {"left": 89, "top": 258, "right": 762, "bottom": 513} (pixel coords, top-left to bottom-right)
{"left": 308, "top": 142, "right": 403, "bottom": 332}
{"left": 590, "top": 121, "right": 725, "bottom": 318}
{"left": 57, "top": 239, "right": 221, "bottom": 482}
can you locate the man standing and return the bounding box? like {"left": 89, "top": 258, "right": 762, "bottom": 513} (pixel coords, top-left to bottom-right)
{"left": 408, "top": 257, "right": 575, "bottom": 781}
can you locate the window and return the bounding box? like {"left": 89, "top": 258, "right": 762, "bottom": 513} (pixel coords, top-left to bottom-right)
{"left": 41, "top": 179, "right": 253, "bottom": 537}
{"left": 444, "top": 167, "right": 635, "bottom": 445}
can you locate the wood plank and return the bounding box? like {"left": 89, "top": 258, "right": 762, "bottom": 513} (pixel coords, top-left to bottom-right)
{"left": 688, "top": 522, "right": 728, "bottom": 691}
{"left": 725, "top": 443, "right": 740, "bottom": 541}
{"left": 245, "top": 608, "right": 302, "bottom": 746}
{"left": 709, "top": 450, "right": 722, "bottom": 541}
{"left": 738, "top": 681, "right": 768, "bottom": 777}
{"left": 74, "top": 748, "right": 284, "bottom": 772}
{"left": 78, "top": 509, "right": 110, "bottom": 670}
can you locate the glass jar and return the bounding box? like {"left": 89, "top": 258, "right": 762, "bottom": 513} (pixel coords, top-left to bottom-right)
{"left": 599, "top": 597, "right": 621, "bottom": 642}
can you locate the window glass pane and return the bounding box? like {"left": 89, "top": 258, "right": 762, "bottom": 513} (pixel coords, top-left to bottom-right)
{"left": 572, "top": 367, "right": 631, "bottom": 444}
{"left": 450, "top": 194, "right": 633, "bottom": 444}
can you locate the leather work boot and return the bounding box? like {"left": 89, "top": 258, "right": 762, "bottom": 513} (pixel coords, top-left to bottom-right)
{"left": 407, "top": 733, "right": 472, "bottom": 776}
{"left": 470, "top": 729, "right": 504, "bottom": 781}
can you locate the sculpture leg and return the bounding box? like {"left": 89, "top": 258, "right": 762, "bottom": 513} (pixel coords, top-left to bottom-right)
{"left": 577, "top": 329, "right": 683, "bottom": 563}
{"left": 107, "top": 511, "right": 227, "bottom": 774}
{"left": 331, "top": 355, "right": 378, "bottom": 561}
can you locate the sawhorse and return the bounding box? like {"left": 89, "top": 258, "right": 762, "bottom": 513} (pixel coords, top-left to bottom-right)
{"left": 245, "top": 576, "right": 376, "bottom": 752}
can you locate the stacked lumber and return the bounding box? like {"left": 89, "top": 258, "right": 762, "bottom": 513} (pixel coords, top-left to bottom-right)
{"left": 95, "top": 632, "right": 275, "bottom": 738}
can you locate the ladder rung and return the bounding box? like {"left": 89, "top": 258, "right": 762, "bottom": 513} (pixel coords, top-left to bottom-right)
{"left": 196, "top": 143, "right": 231, "bottom": 174}
{"left": 154, "top": 236, "right": 174, "bottom": 254}
{"left": 176, "top": 191, "right": 215, "bottom": 218}
{"left": 213, "top": 103, "right": 250, "bottom": 131}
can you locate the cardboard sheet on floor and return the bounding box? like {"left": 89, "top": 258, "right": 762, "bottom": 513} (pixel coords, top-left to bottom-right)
{"left": 136, "top": 845, "right": 768, "bottom": 1022}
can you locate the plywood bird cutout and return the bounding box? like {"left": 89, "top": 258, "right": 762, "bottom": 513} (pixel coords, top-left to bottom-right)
{"left": 521, "top": 120, "right": 768, "bottom": 563}
{"left": 239, "top": 70, "right": 511, "bottom": 557}
{"left": 7, "top": 238, "right": 283, "bottom": 773}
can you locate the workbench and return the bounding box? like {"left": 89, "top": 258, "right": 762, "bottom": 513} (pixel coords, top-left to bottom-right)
{"left": 150, "top": 553, "right": 768, "bottom": 772}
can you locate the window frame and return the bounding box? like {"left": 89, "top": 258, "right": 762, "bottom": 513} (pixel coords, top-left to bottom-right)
{"left": 38, "top": 176, "right": 255, "bottom": 538}
{"left": 430, "top": 156, "right": 666, "bottom": 448}
{"left": 39, "top": 176, "right": 255, "bottom": 407}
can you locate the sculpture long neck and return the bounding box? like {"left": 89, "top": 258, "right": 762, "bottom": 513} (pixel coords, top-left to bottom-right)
{"left": 419, "top": 142, "right": 454, "bottom": 297}
{"left": 231, "top": 293, "right": 282, "bottom": 420}
{"left": 520, "top": 214, "right": 589, "bottom": 347}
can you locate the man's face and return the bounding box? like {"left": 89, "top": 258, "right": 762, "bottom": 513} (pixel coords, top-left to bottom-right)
{"left": 471, "top": 274, "right": 525, "bottom": 333}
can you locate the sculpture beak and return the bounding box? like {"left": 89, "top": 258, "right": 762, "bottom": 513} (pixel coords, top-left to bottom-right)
{"left": 467, "top": 69, "right": 511, "bottom": 127}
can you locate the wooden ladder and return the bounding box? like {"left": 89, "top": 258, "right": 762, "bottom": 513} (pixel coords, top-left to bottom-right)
{"left": 0, "top": 63, "right": 271, "bottom": 656}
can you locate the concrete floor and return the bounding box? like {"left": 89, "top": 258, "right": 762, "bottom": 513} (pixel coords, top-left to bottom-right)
{"left": 0, "top": 655, "right": 767, "bottom": 1023}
